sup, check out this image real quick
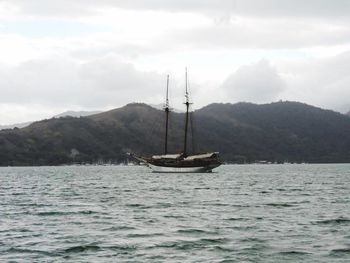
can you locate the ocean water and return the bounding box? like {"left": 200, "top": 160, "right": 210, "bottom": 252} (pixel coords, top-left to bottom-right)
{"left": 0, "top": 164, "right": 349, "bottom": 262}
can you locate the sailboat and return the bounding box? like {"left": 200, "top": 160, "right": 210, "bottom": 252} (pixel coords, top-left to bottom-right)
{"left": 131, "top": 70, "right": 221, "bottom": 173}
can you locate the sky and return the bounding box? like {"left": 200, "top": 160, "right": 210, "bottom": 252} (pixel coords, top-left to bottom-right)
{"left": 1, "top": 0, "right": 350, "bottom": 124}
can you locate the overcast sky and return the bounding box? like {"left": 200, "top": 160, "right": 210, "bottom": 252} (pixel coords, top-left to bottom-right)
{"left": 1, "top": 0, "right": 350, "bottom": 124}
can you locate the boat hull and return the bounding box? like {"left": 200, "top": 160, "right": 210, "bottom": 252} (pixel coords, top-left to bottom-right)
{"left": 147, "top": 163, "right": 219, "bottom": 173}
{"left": 128, "top": 152, "right": 221, "bottom": 173}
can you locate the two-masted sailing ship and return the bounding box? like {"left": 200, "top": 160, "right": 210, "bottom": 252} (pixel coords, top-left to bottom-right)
{"left": 131, "top": 70, "right": 221, "bottom": 173}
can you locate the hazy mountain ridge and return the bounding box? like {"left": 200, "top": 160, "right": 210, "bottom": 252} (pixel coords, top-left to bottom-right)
{"left": 0, "top": 121, "right": 32, "bottom": 130}
{"left": 149, "top": 103, "right": 184, "bottom": 113}
{"left": 1, "top": 101, "right": 350, "bottom": 166}
{"left": 0, "top": 110, "right": 103, "bottom": 130}
{"left": 53, "top": 110, "right": 102, "bottom": 118}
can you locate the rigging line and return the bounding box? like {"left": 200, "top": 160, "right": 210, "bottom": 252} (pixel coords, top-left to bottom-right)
{"left": 146, "top": 103, "right": 165, "bottom": 156}
{"left": 183, "top": 67, "right": 190, "bottom": 157}
{"left": 187, "top": 78, "right": 196, "bottom": 154}
{"left": 168, "top": 110, "right": 176, "bottom": 153}
{"left": 164, "top": 74, "right": 170, "bottom": 155}
{"left": 145, "top": 113, "right": 159, "bottom": 154}
{"left": 190, "top": 109, "right": 196, "bottom": 154}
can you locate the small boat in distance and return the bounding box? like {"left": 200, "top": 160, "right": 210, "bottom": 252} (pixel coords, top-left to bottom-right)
{"left": 130, "top": 70, "right": 221, "bottom": 173}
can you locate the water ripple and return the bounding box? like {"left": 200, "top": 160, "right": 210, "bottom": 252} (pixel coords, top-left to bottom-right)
{"left": 315, "top": 217, "right": 350, "bottom": 225}
{"left": 1, "top": 164, "right": 350, "bottom": 262}
{"left": 63, "top": 244, "right": 101, "bottom": 253}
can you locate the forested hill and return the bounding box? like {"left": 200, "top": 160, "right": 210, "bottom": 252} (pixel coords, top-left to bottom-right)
{"left": 1, "top": 101, "right": 350, "bottom": 166}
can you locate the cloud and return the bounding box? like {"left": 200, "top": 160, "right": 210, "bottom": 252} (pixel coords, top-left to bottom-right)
{"left": 219, "top": 52, "right": 350, "bottom": 112}
{"left": 278, "top": 51, "right": 350, "bottom": 112}
{"left": 0, "top": 103, "right": 60, "bottom": 125}
{"left": 221, "top": 59, "right": 285, "bottom": 103}
{"left": 111, "top": 0, "right": 350, "bottom": 19}
{"left": 165, "top": 18, "right": 350, "bottom": 49}
{"left": 1, "top": 51, "right": 350, "bottom": 124}
{"left": 0, "top": 0, "right": 104, "bottom": 17}
{"left": 1, "top": 0, "right": 350, "bottom": 123}
{"left": 2, "top": 1, "right": 350, "bottom": 54}
{"left": 4, "top": 0, "right": 350, "bottom": 19}
{"left": 0, "top": 55, "right": 165, "bottom": 109}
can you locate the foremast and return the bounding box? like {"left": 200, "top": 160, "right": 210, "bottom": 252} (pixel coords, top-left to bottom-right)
{"left": 183, "top": 68, "right": 191, "bottom": 157}
{"left": 164, "top": 75, "right": 170, "bottom": 155}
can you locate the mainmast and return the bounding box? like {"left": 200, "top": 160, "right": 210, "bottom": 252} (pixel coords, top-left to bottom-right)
{"left": 183, "top": 68, "right": 190, "bottom": 157}
{"left": 164, "top": 75, "right": 170, "bottom": 155}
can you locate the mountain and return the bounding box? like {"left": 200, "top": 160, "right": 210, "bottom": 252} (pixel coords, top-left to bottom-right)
{"left": 149, "top": 103, "right": 183, "bottom": 113}
{"left": 0, "top": 121, "right": 33, "bottom": 130}
{"left": 53, "top": 110, "right": 102, "bottom": 118}
{"left": 1, "top": 101, "right": 350, "bottom": 166}
{"left": 0, "top": 110, "right": 102, "bottom": 130}
{"left": 195, "top": 102, "right": 350, "bottom": 163}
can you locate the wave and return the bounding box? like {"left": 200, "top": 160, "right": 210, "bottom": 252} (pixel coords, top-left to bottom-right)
{"left": 155, "top": 238, "right": 230, "bottom": 250}
{"left": 103, "top": 225, "right": 136, "bottom": 231}
{"left": 329, "top": 247, "right": 350, "bottom": 255}
{"left": 63, "top": 245, "right": 101, "bottom": 253}
{"left": 264, "top": 203, "right": 294, "bottom": 207}
{"left": 228, "top": 225, "right": 257, "bottom": 230}
{"left": 240, "top": 237, "right": 265, "bottom": 243}
{"left": 241, "top": 243, "right": 270, "bottom": 251}
{"left": 177, "top": 229, "right": 218, "bottom": 235}
{"left": 202, "top": 202, "right": 231, "bottom": 207}
{"left": 154, "top": 202, "right": 172, "bottom": 208}
{"left": 125, "top": 203, "right": 150, "bottom": 209}
{"left": 163, "top": 214, "right": 184, "bottom": 219}
{"left": 315, "top": 217, "right": 350, "bottom": 225}
{"left": 278, "top": 250, "right": 311, "bottom": 255}
{"left": 212, "top": 245, "right": 235, "bottom": 252}
{"left": 2, "top": 228, "right": 31, "bottom": 233}
{"left": 126, "top": 232, "right": 164, "bottom": 238}
{"left": 6, "top": 247, "right": 53, "bottom": 256}
{"left": 36, "top": 210, "right": 96, "bottom": 216}
{"left": 224, "top": 217, "right": 249, "bottom": 221}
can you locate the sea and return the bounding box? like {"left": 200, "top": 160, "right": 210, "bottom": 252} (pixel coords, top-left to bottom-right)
{"left": 0, "top": 164, "right": 349, "bottom": 262}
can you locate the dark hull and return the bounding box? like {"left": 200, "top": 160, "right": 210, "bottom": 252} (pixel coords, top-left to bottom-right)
{"left": 145, "top": 157, "right": 221, "bottom": 168}
{"left": 141, "top": 154, "right": 222, "bottom": 173}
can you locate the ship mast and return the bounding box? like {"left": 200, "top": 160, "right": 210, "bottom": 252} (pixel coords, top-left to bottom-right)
{"left": 164, "top": 75, "right": 170, "bottom": 155}
{"left": 183, "top": 68, "right": 190, "bottom": 157}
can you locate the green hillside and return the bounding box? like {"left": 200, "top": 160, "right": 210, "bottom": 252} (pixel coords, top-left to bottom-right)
{"left": 1, "top": 101, "right": 350, "bottom": 166}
